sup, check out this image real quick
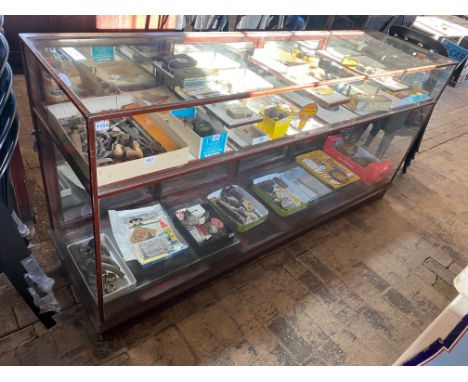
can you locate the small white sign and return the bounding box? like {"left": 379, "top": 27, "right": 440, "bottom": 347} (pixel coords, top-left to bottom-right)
{"left": 144, "top": 156, "right": 156, "bottom": 164}
{"left": 95, "top": 120, "right": 109, "bottom": 132}
{"left": 58, "top": 72, "right": 72, "bottom": 87}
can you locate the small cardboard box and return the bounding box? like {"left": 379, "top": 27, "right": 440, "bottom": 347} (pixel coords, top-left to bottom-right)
{"left": 47, "top": 92, "right": 190, "bottom": 187}
{"left": 168, "top": 107, "right": 229, "bottom": 159}
{"left": 256, "top": 105, "right": 293, "bottom": 139}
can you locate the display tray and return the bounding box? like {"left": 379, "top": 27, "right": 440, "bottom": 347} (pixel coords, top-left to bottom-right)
{"left": 323, "top": 135, "right": 394, "bottom": 185}
{"left": 278, "top": 165, "right": 333, "bottom": 203}
{"left": 108, "top": 203, "right": 189, "bottom": 268}
{"left": 345, "top": 93, "right": 393, "bottom": 116}
{"left": 200, "top": 100, "right": 263, "bottom": 128}
{"left": 207, "top": 185, "right": 269, "bottom": 232}
{"left": 133, "top": 87, "right": 181, "bottom": 110}
{"left": 67, "top": 233, "right": 137, "bottom": 303}
{"left": 251, "top": 173, "right": 309, "bottom": 216}
{"left": 46, "top": 93, "right": 191, "bottom": 186}
{"left": 252, "top": 49, "right": 310, "bottom": 77}
{"left": 380, "top": 87, "right": 430, "bottom": 108}
{"left": 305, "top": 86, "right": 351, "bottom": 108}
{"left": 296, "top": 150, "right": 360, "bottom": 189}
{"left": 168, "top": 201, "right": 239, "bottom": 255}
{"left": 249, "top": 51, "right": 351, "bottom": 109}
{"left": 317, "top": 50, "right": 410, "bottom": 92}
{"left": 229, "top": 124, "right": 270, "bottom": 147}
{"left": 183, "top": 51, "right": 241, "bottom": 71}
{"left": 69, "top": 48, "right": 156, "bottom": 92}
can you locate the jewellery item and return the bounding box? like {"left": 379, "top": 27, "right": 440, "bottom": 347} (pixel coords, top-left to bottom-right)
{"left": 263, "top": 105, "right": 291, "bottom": 121}
{"left": 328, "top": 166, "right": 349, "bottom": 183}
{"left": 254, "top": 175, "right": 306, "bottom": 214}
{"left": 208, "top": 185, "right": 268, "bottom": 232}
{"left": 173, "top": 203, "right": 233, "bottom": 248}
{"left": 181, "top": 115, "right": 216, "bottom": 137}
{"left": 217, "top": 186, "right": 262, "bottom": 225}
{"left": 296, "top": 150, "right": 360, "bottom": 189}
{"left": 74, "top": 237, "right": 127, "bottom": 296}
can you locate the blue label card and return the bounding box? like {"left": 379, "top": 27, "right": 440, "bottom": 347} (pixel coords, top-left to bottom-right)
{"left": 199, "top": 132, "right": 228, "bottom": 159}
{"left": 441, "top": 39, "right": 468, "bottom": 63}
{"left": 91, "top": 46, "right": 115, "bottom": 63}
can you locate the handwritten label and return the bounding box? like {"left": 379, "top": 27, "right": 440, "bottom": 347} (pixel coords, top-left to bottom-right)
{"left": 58, "top": 72, "right": 72, "bottom": 87}
{"left": 95, "top": 120, "right": 109, "bottom": 132}
{"left": 144, "top": 156, "right": 156, "bottom": 164}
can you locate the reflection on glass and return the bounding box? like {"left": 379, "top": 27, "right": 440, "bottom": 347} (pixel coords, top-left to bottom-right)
{"left": 26, "top": 31, "right": 452, "bottom": 116}
{"left": 51, "top": 146, "right": 99, "bottom": 322}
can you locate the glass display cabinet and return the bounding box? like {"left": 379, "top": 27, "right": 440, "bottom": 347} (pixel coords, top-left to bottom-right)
{"left": 20, "top": 30, "right": 455, "bottom": 332}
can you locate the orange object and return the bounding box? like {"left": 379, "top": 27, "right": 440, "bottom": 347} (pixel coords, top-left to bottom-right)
{"left": 298, "top": 103, "right": 318, "bottom": 129}
{"left": 124, "top": 103, "right": 180, "bottom": 151}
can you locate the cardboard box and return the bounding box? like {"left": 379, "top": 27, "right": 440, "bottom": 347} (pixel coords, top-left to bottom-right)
{"left": 168, "top": 107, "right": 229, "bottom": 159}
{"left": 256, "top": 105, "right": 293, "bottom": 139}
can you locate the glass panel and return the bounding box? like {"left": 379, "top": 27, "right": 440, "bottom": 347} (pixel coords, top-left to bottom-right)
{"left": 24, "top": 46, "right": 91, "bottom": 190}
{"left": 49, "top": 145, "right": 99, "bottom": 323}
{"left": 160, "top": 165, "right": 229, "bottom": 196}
{"left": 325, "top": 32, "right": 454, "bottom": 99}
{"left": 23, "top": 31, "right": 453, "bottom": 327}
{"left": 23, "top": 31, "right": 454, "bottom": 116}
{"left": 100, "top": 185, "right": 204, "bottom": 320}
{"left": 98, "top": 103, "right": 432, "bottom": 320}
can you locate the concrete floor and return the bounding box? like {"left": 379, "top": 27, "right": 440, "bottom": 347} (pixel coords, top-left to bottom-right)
{"left": 1, "top": 75, "right": 468, "bottom": 365}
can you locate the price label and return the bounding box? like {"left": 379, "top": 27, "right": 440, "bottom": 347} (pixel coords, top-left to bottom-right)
{"left": 144, "top": 156, "right": 156, "bottom": 164}
{"left": 58, "top": 72, "right": 72, "bottom": 87}
{"left": 95, "top": 120, "right": 109, "bottom": 132}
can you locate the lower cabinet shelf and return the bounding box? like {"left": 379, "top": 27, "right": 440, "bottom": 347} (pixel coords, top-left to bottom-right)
{"left": 51, "top": 163, "right": 391, "bottom": 332}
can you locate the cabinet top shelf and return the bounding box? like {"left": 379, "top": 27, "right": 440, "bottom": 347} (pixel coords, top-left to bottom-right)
{"left": 21, "top": 30, "right": 455, "bottom": 119}
{"left": 21, "top": 30, "right": 455, "bottom": 197}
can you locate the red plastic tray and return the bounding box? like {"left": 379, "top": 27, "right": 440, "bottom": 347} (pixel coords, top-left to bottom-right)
{"left": 323, "top": 135, "right": 394, "bottom": 185}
